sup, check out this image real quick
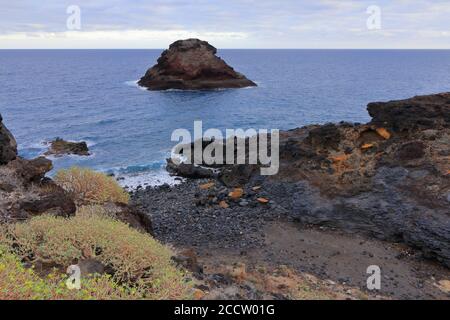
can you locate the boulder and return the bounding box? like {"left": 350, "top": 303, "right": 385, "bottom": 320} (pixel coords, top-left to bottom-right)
{"left": 0, "top": 114, "right": 17, "bottom": 165}
{"left": 138, "top": 39, "right": 257, "bottom": 90}
{"left": 8, "top": 157, "right": 53, "bottom": 184}
{"left": 17, "top": 182, "right": 76, "bottom": 218}
{"left": 166, "top": 158, "right": 216, "bottom": 179}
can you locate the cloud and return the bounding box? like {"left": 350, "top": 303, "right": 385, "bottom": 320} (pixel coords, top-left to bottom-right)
{"left": 0, "top": 0, "right": 449, "bottom": 48}
{"left": 0, "top": 29, "right": 249, "bottom": 49}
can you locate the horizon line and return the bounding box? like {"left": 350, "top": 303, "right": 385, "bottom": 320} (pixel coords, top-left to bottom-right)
{"left": 2, "top": 48, "right": 450, "bottom": 50}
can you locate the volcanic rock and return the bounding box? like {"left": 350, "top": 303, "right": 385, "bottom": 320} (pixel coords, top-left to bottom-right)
{"left": 0, "top": 157, "right": 76, "bottom": 222}
{"left": 0, "top": 114, "right": 17, "bottom": 165}
{"left": 368, "top": 92, "right": 450, "bottom": 131}
{"left": 138, "top": 39, "right": 257, "bottom": 90}
{"left": 162, "top": 92, "right": 450, "bottom": 267}
{"left": 101, "top": 202, "right": 154, "bottom": 235}
{"left": 273, "top": 92, "right": 450, "bottom": 267}
{"left": 45, "top": 138, "right": 89, "bottom": 157}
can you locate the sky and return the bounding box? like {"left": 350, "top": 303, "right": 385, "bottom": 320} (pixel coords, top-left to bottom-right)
{"left": 0, "top": 0, "right": 449, "bottom": 49}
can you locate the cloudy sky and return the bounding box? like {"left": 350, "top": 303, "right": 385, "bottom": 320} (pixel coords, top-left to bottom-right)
{"left": 1, "top": 0, "right": 449, "bottom": 49}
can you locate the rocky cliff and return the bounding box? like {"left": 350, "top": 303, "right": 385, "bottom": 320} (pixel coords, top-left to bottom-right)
{"left": 166, "top": 93, "right": 450, "bottom": 267}
{"left": 273, "top": 93, "right": 450, "bottom": 267}
{"left": 0, "top": 114, "right": 17, "bottom": 165}
{"left": 138, "top": 39, "right": 257, "bottom": 90}
{"left": 0, "top": 115, "right": 150, "bottom": 232}
{"left": 1, "top": 116, "right": 76, "bottom": 222}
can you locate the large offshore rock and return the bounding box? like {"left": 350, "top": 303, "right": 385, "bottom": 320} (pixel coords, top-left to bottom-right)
{"left": 138, "top": 39, "right": 257, "bottom": 90}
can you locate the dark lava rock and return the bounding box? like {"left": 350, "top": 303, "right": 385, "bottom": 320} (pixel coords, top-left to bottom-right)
{"left": 102, "top": 202, "right": 154, "bottom": 235}
{"left": 78, "top": 259, "right": 106, "bottom": 278}
{"left": 166, "top": 158, "right": 215, "bottom": 179}
{"left": 18, "top": 183, "right": 76, "bottom": 218}
{"left": 1, "top": 118, "right": 77, "bottom": 222}
{"left": 132, "top": 92, "right": 450, "bottom": 269}
{"left": 219, "top": 164, "right": 258, "bottom": 187}
{"left": 368, "top": 92, "right": 450, "bottom": 132}
{"left": 273, "top": 92, "right": 450, "bottom": 267}
{"left": 306, "top": 123, "right": 341, "bottom": 151}
{"left": 9, "top": 157, "right": 53, "bottom": 183}
{"left": 45, "top": 138, "right": 89, "bottom": 157}
{"left": 138, "top": 39, "right": 257, "bottom": 90}
{"left": 396, "top": 141, "right": 426, "bottom": 161}
{"left": 0, "top": 114, "right": 17, "bottom": 165}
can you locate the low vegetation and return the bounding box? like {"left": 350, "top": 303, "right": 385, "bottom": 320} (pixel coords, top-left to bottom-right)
{"left": 76, "top": 204, "right": 116, "bottom": 219}
{"left": 0, "top": 214, "right": 191, "bottom": 300}
{"left": 54, "top": 167, "right": 129, "bottom": 205}
{"left": 0, "top": 167, "right": 192, "bottom": 300}
{"left": 0, "top": 245, "right": 140, "bottom": 300}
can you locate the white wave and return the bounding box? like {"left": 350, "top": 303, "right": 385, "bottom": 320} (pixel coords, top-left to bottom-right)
{"left": 125, "top": 80, "right": 148, "bottom": 91}
{"left": 116, "top": 169, "right": 183, "bottom": 190}
{"left": 126, "top": 79, "right": 259, "bottom": 92}
{"left": 19, "top": 141, "right": 47, "bottom": 151}
{"left": 44, "top": 152, "right": 95, "bottom": 162}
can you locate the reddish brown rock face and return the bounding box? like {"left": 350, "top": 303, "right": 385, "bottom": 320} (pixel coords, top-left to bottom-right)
{"left": 138, "top": 39, "right": 257, "bottom": 90}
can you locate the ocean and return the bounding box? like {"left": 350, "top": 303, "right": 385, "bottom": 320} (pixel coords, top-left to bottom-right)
{"left": 1, "top": 49, "right": 450, "bottom": 187}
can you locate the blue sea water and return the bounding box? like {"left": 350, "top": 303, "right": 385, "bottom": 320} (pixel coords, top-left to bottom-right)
{"left": 1, "top": 49, "right": 450, "bottom": 186}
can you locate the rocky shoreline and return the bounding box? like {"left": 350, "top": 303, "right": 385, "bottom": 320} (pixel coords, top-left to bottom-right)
{"left": 152, "top": 92, "right": 450, "bottom": 269}
{"left": 0, "top": 116, "right": 151, "bottom": 231}
{"left": 1, "top": 91, "right": 449, "bottom": 300}
{"left": 131, "top": 92, "right": 450, "bottom": 299}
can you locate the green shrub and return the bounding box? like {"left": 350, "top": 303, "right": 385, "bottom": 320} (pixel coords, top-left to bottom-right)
{"left": 2, "top": 215, "right": 192, "bottom": 300}
{"left": 54, "top": 167, "right": 129, "bottom": 206}
{"left": 0, "top": 245, "right": 140, "bottom": 300}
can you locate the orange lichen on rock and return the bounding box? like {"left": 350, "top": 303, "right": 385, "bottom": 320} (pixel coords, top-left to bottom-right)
{"left": 376, "top": 127, "right": 391, "bottom": 140}
{"left": 361, "top": 143, "right": 374, "bottom": 150}
{"left": 330, "top": 154, "right": 351, "bottom": 174}
{"left": 257, "top": 198, "right": 270, "bottom": 204}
